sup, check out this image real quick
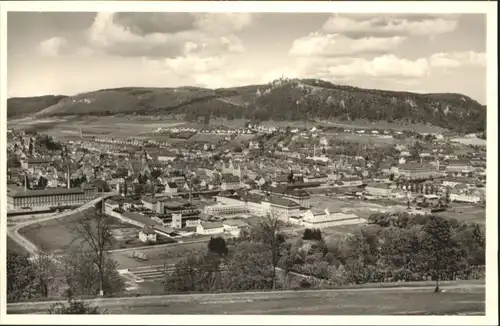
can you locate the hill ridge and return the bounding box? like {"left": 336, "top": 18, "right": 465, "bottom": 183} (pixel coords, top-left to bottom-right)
{"left": 7, "top": 79, "right": 486, "bottom": 133}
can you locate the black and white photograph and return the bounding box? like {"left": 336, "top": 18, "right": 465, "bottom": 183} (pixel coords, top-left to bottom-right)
{"left": 1, "top": 1, "right": 497, "bottom": 323}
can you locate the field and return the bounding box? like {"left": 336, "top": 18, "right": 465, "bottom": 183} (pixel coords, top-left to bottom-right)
{"left": 451, "top": 137, "right": 487, "bottom": 147}
{"left": 18, "top": 209, "right": 142, "bottom": 254}
{"left": 435, "top": 203, "right": 486, "bottom": 224}
{"left": 318, "top": 119, "right": 448, "bottom": 133}
{"left": 323, "top": 132, "right": 403, "bottom": 145}
{"left": 8, "top": 116, "right": 187, "bottom": 139}
{"left": 108, "top": 240, "right": 209, "bottom": 269}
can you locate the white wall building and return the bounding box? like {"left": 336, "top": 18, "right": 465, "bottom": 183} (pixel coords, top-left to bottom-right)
{"left": 197, "top": 222, "right": 224, "bottom": 235}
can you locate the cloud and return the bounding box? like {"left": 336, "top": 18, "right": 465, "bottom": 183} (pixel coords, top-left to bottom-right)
{"left": 194, "top": 69, "right": 257, "bottom": 88}
{"left": 294, "top": 54, "right": 430, "bottom": 79}
{"left": 289, "top": 32, "right": 405, "bottom": 57}
{"left": 85, "top": 12, "right": 250, "bottom": 58}
{"left": 193, "top": 13, "right": 254, "bottom": 33}
{"left": 37, "top": 37, "right": 67, "bottom": 57}
{"left": 161, "top": 56, "right": 226, "bottom": 75}
{"left": 429, "top": 51, "right": 486, "bottom": 68}
{"left": 278, "top": 50, "right": 484, "bottom": 83}
{"left": 112, "top": 12, "right": 198, "bottom": 35}
{"left": 322, "top": 14, "right": 460, "bottom": 37}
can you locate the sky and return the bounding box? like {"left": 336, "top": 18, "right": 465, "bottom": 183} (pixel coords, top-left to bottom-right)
{"left": 7, "top": 12, "right": 487, "bottom": 103}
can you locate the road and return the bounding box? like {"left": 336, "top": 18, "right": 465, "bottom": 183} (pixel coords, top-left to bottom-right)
{"left": 6, "top": 193, "right": 116, "bottom": 256}
{"left": 7, "top": 282, "right": 485, "bottom": 315}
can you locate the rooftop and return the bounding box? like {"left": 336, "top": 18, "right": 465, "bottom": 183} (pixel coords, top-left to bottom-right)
{"left": 200, "top": 221, "right": 223, "bottom": 229}
{"left": 223, "top": 219, "right": 249, "bottom": 227}
{"left": 7, "top": 187, "right": 85, "bottom": 198}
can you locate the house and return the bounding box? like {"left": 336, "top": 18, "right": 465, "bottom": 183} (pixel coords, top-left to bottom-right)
{"left": 164, "top": 182, "right": 178, "bottom": 194}
{"left": 21, "top": 158, "right": 51, "bottom": 172}
{"left": 420, "top": 152, "right": 432, "bottom": 158}
{"left": 319, "top": 137, "right": 329, "bottom": 147}
{"left": 196, "top": 221, "right": 224, "bottom": 235}
{"left": 337, "top": 177, "right": 363, "bottom": 187}
{"left": 446, "top": 160, "right": 474, "bottom": 176}
{"left": 301, "top": 208, "right": 363, "bottom": 228}
{"left": 303, "top": 174, "right": 328, "bottom": 184}
{"left": 449, "top": 190, "right": 481, "bottom": 203}
{"left": 249, "top": 141, "right": 260, "bottom": 150}
{"left": 394, "top": 163, "right": 442, "bottom": 180}
{"left": 221, "top": 174, "right": 241, "bottom": 190}
{"left": 265, "top": 196, "right": 301, "bottom": 223}
{"left": 139, "top": 226, "right": 157, "bottom": 243}
{"left": 223, "top": 219, "right": 249, "bottom": 238}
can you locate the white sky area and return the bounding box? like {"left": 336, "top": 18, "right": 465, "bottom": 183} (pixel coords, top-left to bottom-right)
{"left": 7, "top": 12, "right": 486, "bottom": 103}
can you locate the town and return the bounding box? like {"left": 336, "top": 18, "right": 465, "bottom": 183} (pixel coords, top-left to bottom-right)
{"left": 6, "top": 119, "right": 487, "bottom": 305}
{"left": 4, "top": 8, "right": 492, "bottom": 317}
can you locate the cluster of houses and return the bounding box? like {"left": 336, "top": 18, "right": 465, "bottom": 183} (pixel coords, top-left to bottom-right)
{"left": 104, "top": 195, "right": 252, "bottom": 241}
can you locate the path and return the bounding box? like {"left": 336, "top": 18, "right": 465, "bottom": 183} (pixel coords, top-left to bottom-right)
{"left": 7, "top": 281, "right": 485, "bottom": 315}
{"left": 6, "top": 193, "right": 115, "bottom": 256}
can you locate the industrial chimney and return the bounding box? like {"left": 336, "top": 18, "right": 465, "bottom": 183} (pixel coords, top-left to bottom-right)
{"left": 67, "top": 165, "right": 71, "bottom": 189}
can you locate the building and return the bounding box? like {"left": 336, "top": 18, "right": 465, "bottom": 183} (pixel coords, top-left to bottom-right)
{"left": 104, "top": 199, "right": 121, "bottom": 212}
{"left": 21, "top": 158, "right": 51, "bottom": 171}
{"left": 449, "top": 192, "right": 481, "bottom": 204}
{"left": 303, "top": 174, "right": 328, "bottom": 184}
{"left": 163, "top": 182, "right": 178, "bottom": 194}
{"left": 364, "top": 183, "right": 400, "bottom": 197}
{"left": 204, "top": 202, "right": 249, "bottom": 217}
{"left": 336, "top": 177, "right": 363, "bottom": 187}
{"left": 394, "top": 163, "right": 442, "bottom": 180}
{"left": 265, "top": 197, "right": 301, "bottom": 223}
{"left": 196, "top": 221, "right": 224, "bottom": 235}
{"left": 7, "top": 186, "right": 96, "bottom": 210}
{"left": 319, "top": 137, "right": 329, "bottom": 147}
{"left": 157, "top": 212, "right": 200, "bottom": 229}
{"left": 301, "top": 209, "right": 364, "bottom": 228}
{"left": 221, "top": 174, "right": 241, "bottom": 190}
{"left": 270, "top": 186, "right": 311, "bottom": 208}
{"left": 139, "top": 226, "right": 157, "bottom": 243}
{"left": 446, "top": 160, "right": 474, "bottom": 176}
{"left": 223, "top": 219, "right": 249, "bottom": 238}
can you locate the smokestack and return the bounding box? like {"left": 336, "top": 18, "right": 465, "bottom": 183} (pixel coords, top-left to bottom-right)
{"left": 67, "top": 165, "right": 71, "bottom": 189}
{"left": 24, "top": 173, "right": 27, "bottom": 192}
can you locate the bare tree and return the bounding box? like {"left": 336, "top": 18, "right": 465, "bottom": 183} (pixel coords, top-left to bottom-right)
{"left": 71, "top": 201, "right": 112, "bottom": 296}
{"left": 252, "top": 211, "right": 284, "bottom": 290}
{"left": 32, "top": 250, "right": 58, "bottom": 298}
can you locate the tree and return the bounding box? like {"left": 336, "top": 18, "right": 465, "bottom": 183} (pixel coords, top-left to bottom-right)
{"left": 32, "top": 251, "right": 58, "bottom": 298}
{"left": 151, "top": 168, "right": 162, "bottom": 180}
{"left": 37, "top": 175, "right": 48, "bottom": 190}
{"left": 225, "top": 241, "right": 275, "bottom": 291}
{"left": 48, "top": 299, "right": 102, "bottom": 314}
{"left": 71, "top": 203, "right": 113, "bottom": 296}
{"left": 208, "top": 236, "right": 229, "bottom": 256}
{"left": 164, "top": 254, "right": 220, "bottom": 293}
{"left": 251, "top": 212, "right": 284, "bottom": 290}
{"left": 6, "top": 250, "right": 38, "bottom": 302}
{"left": 303, "top": 228, "right": 322, "bottom": 241}
{"left": 421, "top": 216, "right": 459, "bottom": 292}
{"left": 61, "top": 246, "right": 124, "bottom": 298}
